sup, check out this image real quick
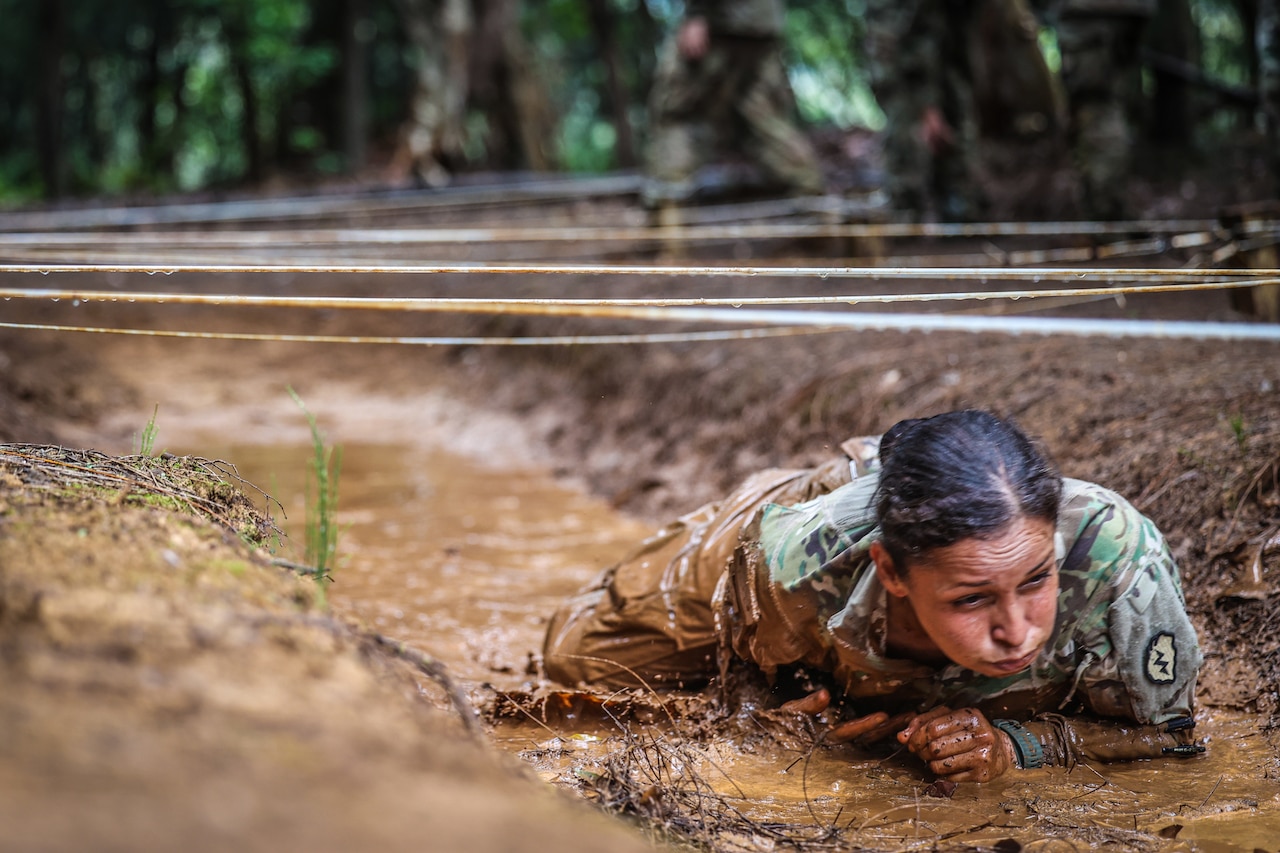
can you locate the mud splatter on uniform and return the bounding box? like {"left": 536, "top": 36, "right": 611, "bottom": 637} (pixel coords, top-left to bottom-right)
{"left": 544, "top": 435, "right": 1204, "bottom": 767}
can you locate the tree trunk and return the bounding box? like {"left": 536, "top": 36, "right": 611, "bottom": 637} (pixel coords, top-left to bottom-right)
{"left": 137, "top": 0, "right": 171, "bottom": 171}
{"left": 1146, "top": 0, "right": 1198, "bottom": 147}
{"left": 342, "top": 0, "right": 370, "bottom": 173}
{"left": 228, "top": 18, "right": 264, "bottom": 184}
{"left": 36, "top": 0, "right": 66, "bottom": 198}
{"left": 971, "top": 0, "right": 1063, "bottom": 139}
{"left": 587, "top": 0, "right": 636, "bottom": 168}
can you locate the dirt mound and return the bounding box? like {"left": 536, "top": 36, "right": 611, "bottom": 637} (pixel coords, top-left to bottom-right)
{"left": 0, "top": 446, "right": 658, "bottom": 853}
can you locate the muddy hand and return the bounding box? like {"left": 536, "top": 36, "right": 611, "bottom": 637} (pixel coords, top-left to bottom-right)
{"left": 832, "top": 710, "right": 915, "bottom": 744}
{"left": 898, "top": 706, "right": 1016, "bottom": 783}
{"left": 777, "top": 689, "right": 908, "bottom": 745}
{"left": 778, "top": 687, "right": 833, "bottom": 716}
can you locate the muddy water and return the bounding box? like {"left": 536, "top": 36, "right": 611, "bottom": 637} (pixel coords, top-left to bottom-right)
{"left": 181, "top": 441, "right": 652, "bottom": 687}
{"left": 184, "top": 440, "right": 1280, "bottom": 853}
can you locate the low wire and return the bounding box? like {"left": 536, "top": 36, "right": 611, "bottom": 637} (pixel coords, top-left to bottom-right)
{"left": 0, "top": 275, "right": 1272, "bottom": 315}
{"left": 5, "top": 308, "right": 1280, "bottom": 344}
{"left": 2, "top": 262, "right": 1276, "bottom": 280}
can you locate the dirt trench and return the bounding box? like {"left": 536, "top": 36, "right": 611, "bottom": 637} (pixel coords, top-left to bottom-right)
{"left": 2, "top": 189, "right": 1280, "bottom": 850}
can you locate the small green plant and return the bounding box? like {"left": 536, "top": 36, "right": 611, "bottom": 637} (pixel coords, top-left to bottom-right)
{"left": 1227, "top": 412, "right": 1249, "bottom": 452}
{"left": 135, "top": 405, "right": 160, "bottom": 456}
{"left": 288, "top": 387, "right": 343, "bottom": 603}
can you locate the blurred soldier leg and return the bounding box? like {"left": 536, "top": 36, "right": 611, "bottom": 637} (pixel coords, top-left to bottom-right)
{"left": 643, "top": 17, "right": 822, "bottom": 206}
{"left": 737, "top": 49, "right": 825, "bottom": 196}
{"left": 1055, "top": 3, "right": 1152, "bottom": 219}
{"left": 642, "top": 33, "right": 725, "bottom": 205}
{"left": 865, "top": 0, "right": 987, "bottom": 221}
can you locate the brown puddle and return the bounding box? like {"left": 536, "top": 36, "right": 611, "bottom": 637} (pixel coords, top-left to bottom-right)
{"left": 182, "top": 441, "right": 652, "bottom": 688}
{"left": 185, "top": 440, "right": 1280, "bottom": 852}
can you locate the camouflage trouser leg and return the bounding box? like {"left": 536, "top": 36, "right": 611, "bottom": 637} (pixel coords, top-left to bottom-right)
{"left": 1057, "top": 15, "right": 1147, "bottom": 220}
{"left": 865, "top": 0, "right": 984, "bottom": 219}
{"left": 643, "top": 34, "right": 821, "bottom": 202}
{"left": 737, "top": 49, "right": 824, "bottom": 195}
{"left": 643, "top": 37, "right": 720, "bottom": 201}
{"left": 542, "top": 452, "right": 863, "bottom": 690}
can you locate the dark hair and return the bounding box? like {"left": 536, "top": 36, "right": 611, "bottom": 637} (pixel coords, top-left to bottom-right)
{"left": 874, "top": 410, "right": 1061, "bottom": 570}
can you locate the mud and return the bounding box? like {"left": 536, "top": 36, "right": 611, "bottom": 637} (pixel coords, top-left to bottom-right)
{"left": 168, "top": 432, "right": 1280, "bottom": 852}
{"left": 1, "top": 188, "right": 1279, "bottom": 851}
{"left": 0, "top": 447, "right": 658, "bottom": 853}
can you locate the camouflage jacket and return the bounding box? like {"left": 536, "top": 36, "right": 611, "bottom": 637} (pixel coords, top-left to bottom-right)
{"left": 719, "top": 472, "right": 1201, "bottom": 727}
{"left": 686, "top": 0, "right": 785, "bottom": 38}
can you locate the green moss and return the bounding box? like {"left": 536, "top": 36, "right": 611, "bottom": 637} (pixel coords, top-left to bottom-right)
{"left": 210, "top": 559, "right": 250, "bottom": 577}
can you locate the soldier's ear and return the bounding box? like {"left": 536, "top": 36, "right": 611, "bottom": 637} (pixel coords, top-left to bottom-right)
{"left": 871, "top": 542, "right": 910, "bottom": 598}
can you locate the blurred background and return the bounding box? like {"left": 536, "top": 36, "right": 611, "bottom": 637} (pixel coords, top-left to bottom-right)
{"left": 1, "top": 0, "right": 1272, "bottom": 218}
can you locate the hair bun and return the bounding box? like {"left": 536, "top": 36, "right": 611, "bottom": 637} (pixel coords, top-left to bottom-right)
{"left": 878, "top": 417, "right": 928, "bottom": 465}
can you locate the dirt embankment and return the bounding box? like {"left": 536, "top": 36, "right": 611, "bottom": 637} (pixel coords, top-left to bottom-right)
{"left": 0, "top": 446, "right": 659, "bottom": 853}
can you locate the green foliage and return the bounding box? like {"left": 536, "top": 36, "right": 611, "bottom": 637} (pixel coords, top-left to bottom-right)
{"left": 1227, "top": 411, "right": 1249, "bottom": 451}
{"left": 0, "top": 0, "right": 1268, "bottom": 200}
{"left": 786, "top": 0, "right": 880, "bottom": 129}
{"left": 288, "top": 387, "right": 342, "bottom": 603}
{"left": 1192, "top": 0, "right": 1251, "bottom": 87}
{"left": 136, "top": 404, "right": 161, "bottom": 457}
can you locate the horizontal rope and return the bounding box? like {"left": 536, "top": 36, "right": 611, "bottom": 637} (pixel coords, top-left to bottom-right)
{"left": 0, "top": 174, "right": 646, "bottom": 231}
{"left": 0, "top": 231, "right": 1226, "bottom": 269}
{"left": 0, "top": 278, "right": 1270, "bottom": 315}
{"left": 1, "top": 263, "right": 1276, "bottom": 280}
{"left": 4, "top": 308, "right": 1278, "bottom": 343}
{"left": 0, "top": 221, "right": 1238, "bottom": 246}
{"left": 0, "top": 320, "right": 841, "bottom": 346}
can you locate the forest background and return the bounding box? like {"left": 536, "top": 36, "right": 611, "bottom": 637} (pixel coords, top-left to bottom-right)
{"left": 0, "top": 0, "right": 1265, "bottom": 206}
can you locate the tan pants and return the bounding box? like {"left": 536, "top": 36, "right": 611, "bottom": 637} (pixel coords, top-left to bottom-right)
{"left": 542, "top": 444, "right": 876, "bottom": 689}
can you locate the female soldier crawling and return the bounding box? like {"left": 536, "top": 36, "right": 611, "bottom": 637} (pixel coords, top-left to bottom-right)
{"left": 542, "top": 410, "right": 1205, "bottom": 782}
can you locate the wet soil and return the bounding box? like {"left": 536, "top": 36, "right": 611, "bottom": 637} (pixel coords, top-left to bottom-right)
{"left": 0, "top": 446, "right": 659, "bottom": 853}
{"left": 2, "top": 185, "right": 1279, "bottom": 850}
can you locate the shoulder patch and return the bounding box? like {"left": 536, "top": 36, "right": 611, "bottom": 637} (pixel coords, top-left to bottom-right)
{"left": 1144, "top": 632, "right": 1177, "bottom": 684}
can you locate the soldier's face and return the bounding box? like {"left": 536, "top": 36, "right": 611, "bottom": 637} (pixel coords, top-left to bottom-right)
{"left": 877, "top": 516, "right": 1059, "bottom": 678}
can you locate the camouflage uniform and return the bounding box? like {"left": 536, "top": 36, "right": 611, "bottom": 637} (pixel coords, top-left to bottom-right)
{"left": 642, "top": 0, "right": 824, "bottom": 204}
{"left": 1036, "top": 0, "right": 1156, "bottom": 219}
{"left": 864, "top": 0, "right": 987, "bottom": 221}
{"left": 544, "top": 436, "right": 1204, "bottom": 768}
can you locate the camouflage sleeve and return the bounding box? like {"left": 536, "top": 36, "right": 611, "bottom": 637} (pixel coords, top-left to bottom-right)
{"left": 1012, "top": 486, "right": 1206, "bottom": 768}
{"left": 1018, "top": 714, "right": 1203, "bottom": 769}
{"left": 1075, "top": 505, "right": 1202, "bottom": 725}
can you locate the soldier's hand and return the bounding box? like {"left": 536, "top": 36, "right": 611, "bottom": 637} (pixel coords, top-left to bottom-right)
{"left": 919, "top": 106, "right": 956, "bottom": 155}
{"left": 677, "top": 16, "right": 710, "bottom": 60}
{"left": 898, "top": 706, "right": 1017, "bottom": 783}
{"left": 777, "top": 688, "right": 911, "bottom": 745}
